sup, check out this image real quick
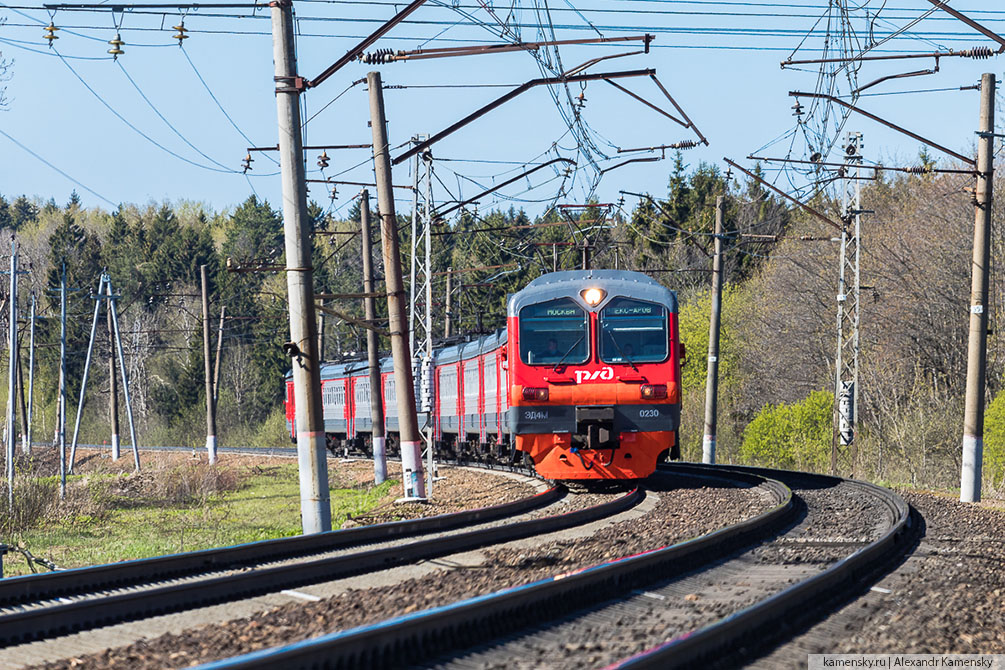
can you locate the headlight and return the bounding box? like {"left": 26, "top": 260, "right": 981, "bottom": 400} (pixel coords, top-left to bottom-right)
{"left": 581, "top": 287, "right": 606, "bottom": 306}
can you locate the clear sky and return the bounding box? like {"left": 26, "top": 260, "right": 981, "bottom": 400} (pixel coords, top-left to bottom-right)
{"left": 0, "top": 1, "right": 1002, "bottom": 220}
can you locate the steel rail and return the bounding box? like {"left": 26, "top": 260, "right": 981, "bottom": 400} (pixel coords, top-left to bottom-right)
{"left": 606, "top": 465, "right": 914, "bottom": 669}
{"left": 0, "top": 485, "right": 641, "bottom": 646}
{"left": 191, "top": 466, "right": 793, "bottom": 669}
{"left": 0, "top": 477, "right": 559, "bottom": 609}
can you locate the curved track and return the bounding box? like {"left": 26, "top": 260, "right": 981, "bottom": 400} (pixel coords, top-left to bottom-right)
{"left": 605, "top": 466, "right": 913, "bottom": 669}
{"left": 0, "top": 480, "right": 641, "bottom": 647}
{"left": 182, "top": 465, "right": 791, "bottom": 669}
{"left": 186, "top": 464, "right": 913, "bottom": 670}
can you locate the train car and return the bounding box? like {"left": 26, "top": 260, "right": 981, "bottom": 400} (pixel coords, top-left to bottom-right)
{"left": 507, "top": 270, "right": 682, "bottom": 479}
{"left": 286, "top": 269, "right": 682, "bottom": 481}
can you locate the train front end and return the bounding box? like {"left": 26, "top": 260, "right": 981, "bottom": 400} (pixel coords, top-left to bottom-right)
{"left": 507, "top": 270, "right": 682, "bottom": 480}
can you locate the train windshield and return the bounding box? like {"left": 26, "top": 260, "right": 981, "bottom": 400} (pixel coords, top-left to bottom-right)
{"left": 519, "top": 298, "right": 589, "bottom": 365}
{"left": 599, "top": 297, "right": 668, "bottom": 364}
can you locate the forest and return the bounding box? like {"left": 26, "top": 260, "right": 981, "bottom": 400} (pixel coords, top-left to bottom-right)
{"left": 2, "top": 154, "right": 1004, "bottom": 494}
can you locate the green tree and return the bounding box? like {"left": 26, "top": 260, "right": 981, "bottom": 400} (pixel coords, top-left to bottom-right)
{"left": 44, "top": 213, "right": 104, "bottom": 401}
{"left": 0, "top": 194, "right": 11, "bottom": 230}
{"left": 740, "top": 390, "right": 833, "bottom": 471}
{"left": 984, "top": 390, "right": 1005, "bottom": 489}
{"left": 10, "top": 196, "right": 38, "bottom": 229}
{"left": 676, "top": 285, "right": 742, "bottom": 394}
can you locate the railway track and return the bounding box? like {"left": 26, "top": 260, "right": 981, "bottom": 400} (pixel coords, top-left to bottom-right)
{"left": 0, "top": 473, "right": 640, "bottom": 650}
{"left": 178, "top": 464, "right": 912, "bottom": 670}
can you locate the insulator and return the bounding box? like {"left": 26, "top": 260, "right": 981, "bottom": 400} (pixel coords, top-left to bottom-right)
{"left": 242, "top": 152, "right": 254, "bottom": 173}
{"left": 905, "top": 166, "right": 932, "bottom": 174}
{"left": 329, "top": 186, "right": 338, "bottom": 201}
{"left": 172, "top": 23, "right": 189, "bottom": 43}
{"left": 963, "top": 46, "right": 994, "bottom": 60}
{"left": 809, "top": 151, "right": 823, "bottom": 163}
{"left": 792, "top": 100, "right": 804, "bottom": 117}
{"left": 317, "top": 150, "right": 330, "bottom": 170}
{"left": 673, "top": 139, "right": 699, "bottom": 150}
{"left": 43, "top": 22, "right": 59, "bottom": 45}
{"left": 361, "top": 48, "right": 395, "bottom": 64}
{"left": 107, "top": 33, "right": 125, "bottom": 58}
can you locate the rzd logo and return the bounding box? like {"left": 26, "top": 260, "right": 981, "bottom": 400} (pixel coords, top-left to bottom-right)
{"left": 574, "top": 367, "right": 614, "bottom": 383}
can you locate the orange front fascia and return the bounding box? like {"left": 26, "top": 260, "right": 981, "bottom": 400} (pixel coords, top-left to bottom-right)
{"left": 510, "top": 381, "right": 678, "bottom": 407}
{"left": 517, "top": 431, "right": 672, "bottom": 480}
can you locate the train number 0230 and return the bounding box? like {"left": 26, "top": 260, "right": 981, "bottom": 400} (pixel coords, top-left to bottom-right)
{"left": 639, "top": 409, "right": 660, "bottom": 418}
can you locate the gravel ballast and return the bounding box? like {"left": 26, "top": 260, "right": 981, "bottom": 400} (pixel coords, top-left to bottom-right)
{"left": 32, "top": 473, "right": 769, "bottom": 670}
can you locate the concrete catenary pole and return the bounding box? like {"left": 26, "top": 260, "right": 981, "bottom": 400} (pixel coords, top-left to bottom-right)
{"left": 317, "top": 298, "right": 326, "bottom": 361}
{"left": 213, "top": 305, "right": 226, "bottom": 406}
{"left": 16, "top": 336, "right": 27, "bottom": 456}
{"left": 444, "top": 267, "right": 453, "bottom": 338}
{"left": 59, "top": 264, "right": 67, "bottom": 499}
{"left": 26, "top": 294, "right": 35, "bottom": 454}
{"left": 201, "top": 265, "right": 218, "bottom": 464}
{"left": 702, "top": 195, "right": 725, "bottom": 465}
{"left": 360, "top": 190, "right": 387, "bottom": 484}
{"left": 368, "top": 70, "right": 426, "bottom": 499}
{"left": 6, "top": 243, "right": 16, "bottom": 510}
{"left": 272, "top": 0, "right": 331, "bottom": 532}
{"left": 107, "top": 280, "right": 120, "bottom": 461}
{"left": 960, "top": 72, "right": 996, "bottom": 503}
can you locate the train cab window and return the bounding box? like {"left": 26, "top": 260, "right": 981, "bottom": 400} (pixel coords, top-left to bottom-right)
{"left": 599, "top": 297, "right": 668, "bottom": 364}
{"left": 519, "top": 298, "right": 589, "bottom": 366}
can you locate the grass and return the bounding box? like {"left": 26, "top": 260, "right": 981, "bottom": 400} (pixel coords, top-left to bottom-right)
{"left": 5, "top": 458, "right": 397, "bottom": 578}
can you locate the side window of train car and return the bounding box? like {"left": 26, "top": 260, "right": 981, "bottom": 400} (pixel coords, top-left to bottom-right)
{"left": 519, "top": 298, "right": 589, "bottom": 365}
{"left": 599, "top": 297, "right": 668, "bottom": 364}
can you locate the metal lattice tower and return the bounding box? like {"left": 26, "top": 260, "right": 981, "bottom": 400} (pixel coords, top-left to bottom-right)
{"left": 407, "top": 135, "right": 436, "bottom": 492}
{"left": 833, "top": 131, "right": 863, "bottom": 473}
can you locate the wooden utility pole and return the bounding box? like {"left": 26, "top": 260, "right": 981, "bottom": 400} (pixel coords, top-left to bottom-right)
{"left": 702, "top": 196, "right": 725, "bottom": 465}
{"left": 106, "top": 277, "right": 141, "bottom": 472}
{"left": 368, "top": 70, "right": 426, "bottom": 500}
{"left": 107, "top": 281, "right": 120, "bottom": 461}
{"left": 201, "top": 264, "right": 218, "bottom": 464}
{"left": 961, "top": 72, "right": 995, "bottom": 503}
{"left": 69, "top": 274, "right": 107, "bottom": 473}
{"left": 360, "top": 189, "right": 387, "bottom": 484}
{"left": 272, "top": 0, "right": 332, "bottom": 532}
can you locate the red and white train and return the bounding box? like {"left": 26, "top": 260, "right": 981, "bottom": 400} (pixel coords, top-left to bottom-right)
{"left": 286, "top": 270, "right": 683, "bottom": 480}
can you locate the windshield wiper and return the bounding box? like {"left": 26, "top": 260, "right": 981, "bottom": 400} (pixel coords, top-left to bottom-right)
{"left": 609, "top": 336, "right": 639, "bottom": 372}
{"left": 553, "top": 334, "right": 585, "bottom": 372}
